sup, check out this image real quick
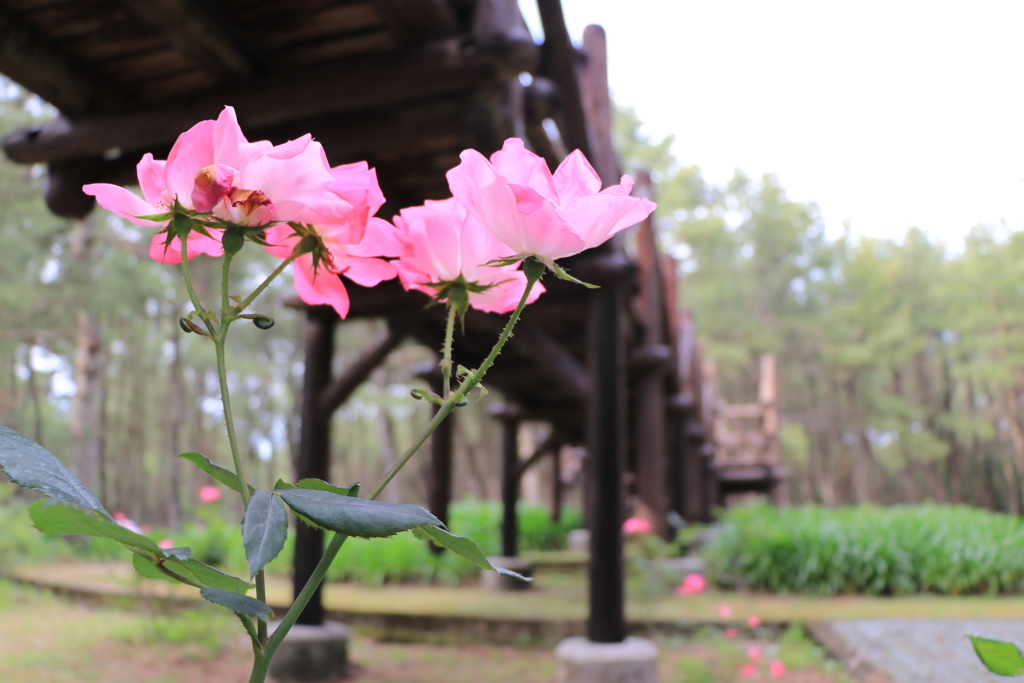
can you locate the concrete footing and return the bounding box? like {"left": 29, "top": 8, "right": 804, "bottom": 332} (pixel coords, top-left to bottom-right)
{"left": 481, "top": 556, "right": 534, "bottom": 591}
{"left": 555, "top": 636, "right": 659, "bottom": 683}
{"left": 267, "top": 621, "right": 349, "bottom": 682}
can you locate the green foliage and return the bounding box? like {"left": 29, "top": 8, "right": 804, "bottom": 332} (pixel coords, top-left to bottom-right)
{"left": 704, "top": 502, "right": 1024, "bottom": 595}
{"left": 278, "top": 488, "right": 440, "bottom": 538}
{"left": 199, "top": 587, "right": 273, "bottom": 622}
{"left": 675, "top": 658, "right": 714, "bottom": 683}
{"left": 241, "top": 490, "right": 288, "bottom": 577}
{"left": 778, "top": 624, "right": 830, "bottom": 670}
{"left": 0, "top": 427, "right": 107, "bottom": 514}
{"left": 413, "top": 525, "right": 529, "bottom": 581}
{"left": 113, "top": 607, "right": 237, "bottom": 656}
{"left": 970, "top": 636, "right": 1024, "bottom": 676}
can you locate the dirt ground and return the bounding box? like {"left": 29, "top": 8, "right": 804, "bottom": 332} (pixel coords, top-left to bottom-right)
{"left": 0, "top": 582, "right": 852, "bottom": 683}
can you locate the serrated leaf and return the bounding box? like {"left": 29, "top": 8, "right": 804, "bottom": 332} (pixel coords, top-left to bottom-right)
{"left": 414, "top": 525, "right": 531, "bottom": 581}
{"left": 278, "top": 489, "right": 440, "bottom": 538}
{"left": 274, "top": 478, "right": 358, "bottom": 497}
{"left": 132, "top": 553, "right": 170, "bottom": 582}
{"left": 0, "top": 427, "right": 108, "bottom": 515}
{"left": 242, "top": 491, "right": 288, "bottom": 577}
{"left": 200, "top": 587, "right": 274, "bottom": 622}
{"left": 30, "top": 501, "right": 159, "bottom": 553}
{"left": 970, "top": 636, "right": 1024, "bottom": 676}
{"left": 178, "top": 452, "right": 254, "bottom": 495}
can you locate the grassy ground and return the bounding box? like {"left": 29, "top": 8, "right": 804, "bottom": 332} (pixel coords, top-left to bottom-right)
{"left": 17, "top": 560, "right": 1024, "bottom": 623}
{"left": 0, "top": 581, "right": 853, "bottom": 683}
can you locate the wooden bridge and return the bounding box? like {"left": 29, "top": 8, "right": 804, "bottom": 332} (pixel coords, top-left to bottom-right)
{"left": 0, "top": 0, "right": 785, "bottom": 646}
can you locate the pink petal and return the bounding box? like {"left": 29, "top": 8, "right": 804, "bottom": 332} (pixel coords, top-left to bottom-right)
{"left": 261, "top": 224, "right": 298, "bottom": 260}
{"left": 148, "top": 232, "right": 224, "bottom": 264}
{"left": 243, "top": 136, "right": 333, "bottom": 202}
{"left": 329, "top": 162, "right": 386, "bottom": 216}
{"left": 601, "top": 175, "right": 636, "bottom": 196}
{"left": 552, "top": 149, "right": 602, "bottom": 205}
{"left": 489, "top": 138, "right": 556, "bottom": 200}
{"left": 164, "top": 120, "right": 216, "bottom": 205}
{"left": 136, "top": 154, "right": 167, "bottom": 205}
{"left": 562, "top": 193, "right": 657, "bottom": 250}
{"left": 82, "top": 183, "right": 164, "bottom": 228}
{"left": 293, "top": 257, "right": 351, "bottom": 318}
{"left": 211, "top": 106, "right": 272, "bottom": 171}
{"left": 347, "top": 217, "right": 407, "bottom": 258}
{"left": 192, "top": 163, "right": 237, "bottom": 212}
{"left": 330, "top": 255, "right": 396, "bottom": 287}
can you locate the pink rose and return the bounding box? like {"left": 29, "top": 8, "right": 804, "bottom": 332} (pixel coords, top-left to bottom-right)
{"left": 446, "top": 138, "right": 656, "bottom": 265}
{"left": 724, "top": 628, "right": 739, "bottom": 639}
{"left": 747, "top": 615, "right": 761, "bottom": 628}
{"left": 769, "top": 660, "right": 786, "bottom": 678}
{"left": 198, "top": 485, "right": 222, "bottom": 504}
{"left": 673, "top": 573, "right": 706, "bottom": 597}
{"left": 718, "top": 604, "right": 733, "bottom": 618}
{"left": 747, "top": 646, "right": 761, "bottom": 661}
{"left": 392, "top": 198, "right": 544, "bottom": 314}
{"left": 263, "top": 162, "right": 402, "bottom": 318}
{"left": 157, "top": 538, "right": 175, "bottom": 550}
{"left": 740, "top": 663, "right": 757, "bottom": 679}
{"left": 83, "top": 107, "right": 361, "bottom": 264}
{"left": 113, "top": 512, "right": 143, "bottom": 535}
{"left": 621, "top": 516, "right": 653, "bottom": 535}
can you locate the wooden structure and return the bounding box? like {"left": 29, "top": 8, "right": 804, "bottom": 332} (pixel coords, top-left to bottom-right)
{"left": 0, "top": 0, "right": 786, "bottom": 646}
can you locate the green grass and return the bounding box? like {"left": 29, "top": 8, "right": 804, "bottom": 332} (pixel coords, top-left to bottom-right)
{"left": 704, "top": 502, "right": 1024, "bottom": 595}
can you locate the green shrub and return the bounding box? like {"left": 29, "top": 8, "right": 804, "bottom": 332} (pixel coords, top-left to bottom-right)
{"left": 704, "top": 502, "right": 1024, "bottom": 595}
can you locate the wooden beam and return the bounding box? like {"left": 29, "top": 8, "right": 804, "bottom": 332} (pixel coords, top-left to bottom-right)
{"left": 0, "top": 5, "right": 123, "bottom": 115}
{"left": 319, "top": 325, "right": 406, "bottom": 416}
{"left": 513, "top": 322, "right": 590, "bottom": 399}
{"left": 4, "top": 40, "right": 539, "bottom": 165}
{"left": 579, "top": 25, "right": 619, "bottom": 186}
{"left": 117, "top": 0, "right": 264, "bottom": 81}
{"left": 536, "top": 0, "right": 591, "bottom": 158}
{"left": 371, "top": 0, "right": 460, "bottom": 46}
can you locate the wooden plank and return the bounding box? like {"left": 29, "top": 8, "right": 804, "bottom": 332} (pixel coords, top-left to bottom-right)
{"left": 116, "top": 0, "right": 264, "bottom": 81}
{"left": 4, "top": 39, "right": 537, "bottom": 164}
{"left": 513, "top": 322, "right": 590, "bottom": 399}
{"left": 0, "top": 3, "right": 123, "bottom": 114}
{"left": 370, "top": 0, "right": 460, "bottom": 46}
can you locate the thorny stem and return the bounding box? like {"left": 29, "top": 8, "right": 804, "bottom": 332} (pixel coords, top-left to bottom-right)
{"left": 179, "top": 241, "right": 215, "bottom": 336}
{"left": 251, "top": 265, "right": 544, "bottom": 683}
{"left": 441, "top": 303, "right": 456, "bottom": 401}
{"left": 234, "top": 254, "right": 298, "bottom": 315}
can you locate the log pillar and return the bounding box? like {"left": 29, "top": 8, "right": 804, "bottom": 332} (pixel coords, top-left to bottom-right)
{"left": 292, "top": 307, "right": 336, "bottom": 625}
{"left": 586, "top": 277, "right": 627, "bottom": 643}
{"left": 423, "top": 368, "right": 454, "bottom": 548}
{"left": 493, "top": 404, "right": 522, "bottom": 558}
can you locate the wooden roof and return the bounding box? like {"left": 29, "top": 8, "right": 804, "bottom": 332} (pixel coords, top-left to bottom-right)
{"left": 0, "top": 0, "right": 603, "bottom": 219}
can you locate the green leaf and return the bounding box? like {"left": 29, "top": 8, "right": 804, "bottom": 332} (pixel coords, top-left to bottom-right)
{"left": 969, "top": 636, "right": 1024, "bottom": 676}
{"left": 167, "top": 559, "right": 253, "bottom": 594}
{"left": 0, "top": 427, "right": 108, "bottom": 515}
{"left": 274, "top": 478, "right": 358, "bottom": 497}
{"left": 242, "top": 491, "right": 288, "bottom": 577}
{"left": 131, "top": 552, "right": 169, "bottom": 582}
{"left": 549, "top": 261, "right": 597, "bottom": 288}
{"left": 413, "top": 525, "right": 531, "bottom": 582}
{"left": 178, "top": 452, "right": 254, "bottom": 495}
{"left": 200, "top": 587, "right": 274, "bottom": 622}
{"left": 278, "top": 489, "right": 440, "bottom": 538}
{"left": 30, "top": 501, "right": 159, "bottom": 553}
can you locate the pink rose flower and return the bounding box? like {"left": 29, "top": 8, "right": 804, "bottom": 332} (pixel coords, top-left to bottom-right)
{"left": 621, "top": 516, "right": 653, "bottom": 535}
{"left": 446, "top": 138, "right": 656, "bottom": 265}
{"left": 740, "top": 663, "right": 757, "bottom": 679}
{"left": 83, "top": 107, "right": 361, "bottom": 264}
{"left": 724, "top": 628, "right": 739, "bottom": 639}
{"left": 674, "top": 573, "right": 706, "bottom": 597}
{"left": 747, "top": 646, "right": 761, "bottom": 661}
{"left": 392, "top": 198, "right": 544, "bottom": 314}
{"left": 747, "top": 615, "right": 761, "bottom": 628}
{"left": 263, "top": 162, "right": 402, "bottom": 318}
{"left": 157, "top": 538, "right": 175, "bottom": 550}
{"left": 198, "top": 485, "right": 222, "bottom": 504}
{"left": 113, "top": 511, "right": 143, "bottom": 535}
{"left": 769, "top": 660, "right": 786, "bottom": 678}
{"left": 718, "top": 604, "right": 733, "bottom": 618}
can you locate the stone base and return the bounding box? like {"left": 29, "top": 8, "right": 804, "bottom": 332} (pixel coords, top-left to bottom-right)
{"left": 267, "top": 621, "right": 349, "bottom": 683}
{"left": 481, "top": 556, "right": 534, "bottom": 591}
{"left": 555, "top": 636, "right": 659, "bottom": 683}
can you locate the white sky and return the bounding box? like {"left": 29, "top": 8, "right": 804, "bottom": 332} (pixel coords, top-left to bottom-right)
{"left": 523, "top": 1, "right": 1024, "bottom": 247}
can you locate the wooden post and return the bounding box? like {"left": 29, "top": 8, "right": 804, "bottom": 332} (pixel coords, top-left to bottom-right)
{"left": 587, "top": 279, "right": 627, "bottom": 643}
{"left": 497, "top": 406, "right": 521, "bottom": 557}
{"left": 551, "top": 442, "right": 563, "bottom": 522}
{"left": 425, "top": 369, "right": 454, "bottom": 549}
{"left": 292, "top": 307, "right": 336, "bottom": 625}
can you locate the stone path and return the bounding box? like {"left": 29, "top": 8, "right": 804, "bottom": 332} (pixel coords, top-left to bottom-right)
{"left": 819, "top": 620, "right": 1024, "bottom": 683}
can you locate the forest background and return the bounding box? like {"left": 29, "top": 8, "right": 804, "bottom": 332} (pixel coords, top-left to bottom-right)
{"left": 2, "top": 76, "right": 1023, "bottom": 528}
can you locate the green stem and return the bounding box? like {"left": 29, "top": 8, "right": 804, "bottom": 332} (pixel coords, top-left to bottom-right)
{"left": 250, "top": 267, "right": 544, "bottom": 683}
{"left": 441, "top": 304, "right": 456, "bottom": 401}
{"left": 180, "top": 247, "right": 216, "bottom": 336}
{"left": 234, "top": 254, "right": 297, "bottom": 316}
